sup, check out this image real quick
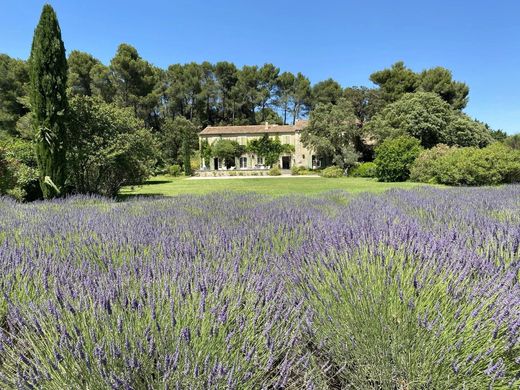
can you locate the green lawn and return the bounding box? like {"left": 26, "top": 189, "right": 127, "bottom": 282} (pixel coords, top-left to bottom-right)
{"left": 120, "top": 175, "right": 429, "bottom": 198}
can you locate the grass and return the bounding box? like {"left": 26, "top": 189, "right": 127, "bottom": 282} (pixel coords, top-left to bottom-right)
{"left": 120, "top": 175, "right": 429, "bottom": 198}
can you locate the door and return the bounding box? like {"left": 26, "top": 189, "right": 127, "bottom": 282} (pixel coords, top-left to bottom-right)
{"left": 282, "top": 156, "right": 291, "bottom": 170}
{"left": 213, "top": 158, "right": 220, "bottom": 170}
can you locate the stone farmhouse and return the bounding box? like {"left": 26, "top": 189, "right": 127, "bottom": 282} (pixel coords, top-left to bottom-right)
{"left": 198, "top": 120, "right": 320, "bottom": 172}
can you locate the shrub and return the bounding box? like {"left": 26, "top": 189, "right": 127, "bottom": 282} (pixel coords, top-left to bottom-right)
{"left": 268, "top": 167, "right": 281, "bottom": 176}
{"left": 151, "top": 166, "right": 168, "bottom": 176}
{"left": 349, "top": 162, "right": 377, "bottom": 178}
{"left": 492, "top": 144, "right": 520, "bottom": 183}
{"left": 68, "top": 96, "right": 158, "bottom": 197}
{"left": 298, "top": 168, "right": 314, "bottom": 175}
{"left": 505, "top": 134, "right": 520, "bottom": 150}
{"left": 410, "top": 144, "right": 454, "bottom": 183}
{"left": 411, "top": 143, "right": 520, "bottom": 185}
{"left": 168, "top": 164, "right": 183, "bottom": 177}
{"left": 190, "top": 153, "right": 201, "bottom": 172}
{"left": 320, "top": 166, "right": 344, "bottom": 178}
{"left": 291, "top": 165, "right": 311, "bottom": 175}
{"left": 374, "top": 136, "right": 423, "bottom": 182}
{"left": 0, "top": 138, "right": 41, "bottom": 201}
{"left": 0, "top": 146, "right": 18, "bottom": 196}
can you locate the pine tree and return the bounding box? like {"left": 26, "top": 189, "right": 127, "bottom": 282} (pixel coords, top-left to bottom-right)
{"left": 29, "top": 4, "right": 68, "bottom": 198}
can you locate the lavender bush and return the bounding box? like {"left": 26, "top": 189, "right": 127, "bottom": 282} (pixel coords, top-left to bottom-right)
{"left": 0, "top": 187, "right": 518, "bottom": 389}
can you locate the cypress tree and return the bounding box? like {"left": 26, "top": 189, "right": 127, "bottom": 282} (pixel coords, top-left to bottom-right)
{"left": 29, "top": 4, "right": 68, "bottom": 198}
{"left": 182, "top": 130, "right": 192, "bottom": 176}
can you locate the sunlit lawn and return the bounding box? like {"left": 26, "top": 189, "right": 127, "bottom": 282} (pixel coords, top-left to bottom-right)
{"left": 120, "top": 175, "right": 430, "bottom": 198}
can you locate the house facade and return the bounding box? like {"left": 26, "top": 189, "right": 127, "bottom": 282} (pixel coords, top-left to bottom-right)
{"left": 199, "top": 120, "right": 320, "bottom": 171}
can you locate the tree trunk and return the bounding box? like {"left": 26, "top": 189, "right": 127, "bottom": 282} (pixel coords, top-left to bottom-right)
{"left": 222, "top": 95, "right": 226, "bottom": 122}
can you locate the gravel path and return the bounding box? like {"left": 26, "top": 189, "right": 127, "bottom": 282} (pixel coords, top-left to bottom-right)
{"left": 187, "top": 175, "right": 321, "bottom": 180}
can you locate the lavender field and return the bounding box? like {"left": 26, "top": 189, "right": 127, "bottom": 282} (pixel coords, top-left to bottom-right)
{"left": 0, "top": 187, "right": 519, "bottom": 389}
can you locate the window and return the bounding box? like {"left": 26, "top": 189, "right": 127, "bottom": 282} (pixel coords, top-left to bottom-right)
{"left": 239, "top": 157, "right": 247, "bottom": 168}
{"left": 257, "top": 156, "right": 264, "bottom": 165}
{"left": 302, "top": 154, "right": 305, "bottom": 159}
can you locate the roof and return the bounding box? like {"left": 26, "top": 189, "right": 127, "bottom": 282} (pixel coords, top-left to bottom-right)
{"left": 200, "top": 120, "right": 308, "bottom": 136}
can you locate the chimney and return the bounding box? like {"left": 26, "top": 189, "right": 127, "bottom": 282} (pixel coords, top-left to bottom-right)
{"left": 265, "top": 121, "right": 268, "bottom": 130}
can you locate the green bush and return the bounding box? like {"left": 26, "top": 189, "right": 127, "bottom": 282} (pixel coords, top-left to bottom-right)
{"left": 168, "top": 164, "right": 183, "bottom": 177}
{"left": 151, "top": 166, "right": 168, "bottom": 176}
{"left": 410, "top": 144, "right": 454, "bottom": 183}
{"left": 320, "top": 166, "right": 344, "bottom": 178}
{"left": 411, "top": 143, "right": 520, "bottom": 185}
{"left": 67, "top": 96, "right": 158, "bottom": 197}
{"left": 0, "top": 146, "right": 18, "bottom": 196}
{"left": 291, "top": 165, "right": 312, "bottom": 175}
{"left": 349, "top": 162, "right": 377, "bottom": 178}
{"left": 298, "top": 168, "right": 314, "bottom": 175}
{"left": 268, "top": 167, "right": 281, "bottom": 176}
{"left": 190, "top": 153, "right": 201, "bottom": 172}
{"left": 374, "top": 136, "right": 423, "bottom": 182}
{"left": 0, "top": 138, "right": 41, "bottom": 201}
{"left": 505, "top": 134, "right": 520, "bottom": 150}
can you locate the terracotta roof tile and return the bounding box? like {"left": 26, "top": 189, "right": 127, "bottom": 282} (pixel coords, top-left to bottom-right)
{"left": 200, "top": 120, "right": 308, "bottom": 135}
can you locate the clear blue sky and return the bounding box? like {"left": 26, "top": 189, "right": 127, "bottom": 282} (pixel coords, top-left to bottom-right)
{"left": 1, "top": 0, "right": 519, "bottom": 134}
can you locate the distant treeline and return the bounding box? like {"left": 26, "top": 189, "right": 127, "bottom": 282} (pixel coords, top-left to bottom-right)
{"left": 2, "top": 43, "right": 503, "bottom": 136}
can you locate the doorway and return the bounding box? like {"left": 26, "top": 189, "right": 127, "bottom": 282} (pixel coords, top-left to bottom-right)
{"left": 281, "top": 156, "right": 291, "bottom": 169}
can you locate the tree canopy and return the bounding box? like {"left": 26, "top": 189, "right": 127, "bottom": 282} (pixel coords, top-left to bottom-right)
{"left": 0, "top": 54, "right": 29, "bottom": 135}
{"left": 342, "top": 86, "right": 383, "bottom": 126}
{"left": 311, "top": 78, "right": 343, "bottom": 107}
{"left": 366, "top": 92, "right": 492, "bottom": 148}
{"left": 370, "top": 61, "right": 418, "bottom": 104}
{"left": 109, "top": 44, "right": 159, "bottom": 126}
{"left": 160, "top": 117, "right": 198, "bottom": 168}
{"left": 418, "top": 67, "right": 469, "bottom": 110}
{"left": 370, "top": 61, "right": 469, "bottom": 110}
{"left": 301, "top": 98, "right": 361, "bottom": 168}
{"left": 67, "top": 50, "right": 101, "bottom": 97}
